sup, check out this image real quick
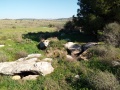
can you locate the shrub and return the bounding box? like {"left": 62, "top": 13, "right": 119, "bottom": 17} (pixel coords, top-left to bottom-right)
{"left": 89, "top": 45, "right": 120, "bottom": 65}
{"left": 87, "top": 71, "right": 120, "bottom": 90}
{"left": 48, "top": 24, "right": 54, "bottom": 28}
{"left": 64, "top": 21, "right": 75, "bottom": 30}
{"left": 102, "top": 22, "right": 120, "bottom": 47}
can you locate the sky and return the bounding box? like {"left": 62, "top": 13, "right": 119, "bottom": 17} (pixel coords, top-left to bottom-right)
{"left": 0, "top": 0, "right": 78, "bottom": 19}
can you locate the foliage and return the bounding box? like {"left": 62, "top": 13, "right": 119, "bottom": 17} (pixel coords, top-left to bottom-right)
{"left": 87, "top": 71, "right": 120, "bottom": 90}
{"left": 64, "top": 21, "right": 75, "bottom": 31}
{"left": 102, "top": 22, "right": 120, "bottom": 47}
{"left": 48, "top": 24, "right": 55, "bottom": 28}
{"left": 76, "top": 0, "right": 120, "bottom": 35}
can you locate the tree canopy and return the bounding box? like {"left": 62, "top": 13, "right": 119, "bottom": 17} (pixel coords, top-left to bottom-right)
{"left": 76, "top": 0, "right": 120, "bottom": 35}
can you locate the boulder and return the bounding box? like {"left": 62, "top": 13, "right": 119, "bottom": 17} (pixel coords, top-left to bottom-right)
{"left": 64, "top": 42, "right": 82, "bottom": 56}
{"left": 0, "top": 54, "right": 54, "bottom": 76}
{"left": 38, "top": 40, "right": 50, "bottom": 50}
{"left": 64, "top": 42, "right": 99, "bottom": 60}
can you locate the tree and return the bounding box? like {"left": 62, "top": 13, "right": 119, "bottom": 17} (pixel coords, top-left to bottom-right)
{"left": 76, "top": 0, "right": 120, "bottom": 35}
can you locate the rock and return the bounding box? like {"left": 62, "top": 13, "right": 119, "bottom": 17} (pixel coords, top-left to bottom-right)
{"left": 64, "top": 42, "right": 98, "bottom": 60}
{"left": 81, "top": 42, "right": 98, "bottom": 52}
{"left": 74, "top": 75, "right": 80, "bottom": 79}
{"left": 27, "top": 54, "right": 41, "bottom": 59}
{"left": 12, "top": 75, "right": 21, "bottom": 80}
{"left": 64, "top": 42, "right": 76, "bottom": 49}
{"left": 22, "top": 75, "right": 39, "bottom": 80}
{"left": 38, "top": 40, "right": 50, "bottom": 50}
{"left": 42, "top": 58, "right": 53, "bottom": 62}
{"left": 0, "top": 54, "right": 54, "bottom": 76}
{"left": 111, "top": 61, "right": 120, "bottom": 66}
{"left": 66, "top": 55, "right": 75, "bottom": 61}
{"left": 64, "top": 42, "right": 82, "bottom": 56}
{"left": 0, "top": 45, "right": 5, "bottom": 47}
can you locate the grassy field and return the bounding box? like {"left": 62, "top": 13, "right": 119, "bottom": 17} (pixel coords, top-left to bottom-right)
{"left": 0, "top": 19, "right": 119, "bottom": 90}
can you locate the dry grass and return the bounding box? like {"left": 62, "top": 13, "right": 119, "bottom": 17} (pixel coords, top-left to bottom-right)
{"left": 46, "top": 47, "right": 67, "bottom": 59}
{"left": 0, "top": 19, "right": 67, "bottom": 29}
{"left": 0, "top": 51, "right": 8, "bottom": 62}
{"left": 15, "top": 51, "right": 28, "bottom": 59}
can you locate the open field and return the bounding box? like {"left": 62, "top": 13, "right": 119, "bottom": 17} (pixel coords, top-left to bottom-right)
{"left": 0, "top": 19, "right": 119, "bottom": 90}
{"left": 0, "top": 19, "right": 68, "bottom": 29}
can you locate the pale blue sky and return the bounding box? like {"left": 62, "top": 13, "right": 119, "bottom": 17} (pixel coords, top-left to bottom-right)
{"left": 0, "top": 0, "right": 78, "bottom": 19}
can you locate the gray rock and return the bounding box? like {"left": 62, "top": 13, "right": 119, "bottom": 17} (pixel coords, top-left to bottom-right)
{"left": 0, "top": 54, "right": 54, "bottom": 76}
{"left": 64, "top": 42, "right": 82, "bottom": 56}
{"left": 64, "top": 42, "right": 98, "bottom": 57}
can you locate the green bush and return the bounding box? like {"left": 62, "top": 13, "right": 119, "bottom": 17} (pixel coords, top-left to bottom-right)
{"left": 87, "top": 71, "right": 120, "bottom": 90}
{"left": 48, "top": 24, "right": 55, "bottom": 27}
{"left": 102, "top": 22, "right": 120, "bottom": 47}
{"left": 89, "top": 45, "right": 120, "bottom": 64}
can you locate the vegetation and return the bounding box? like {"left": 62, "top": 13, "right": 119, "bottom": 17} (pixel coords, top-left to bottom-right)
{"left": 74, "top": 0, "right": 120, "bottom": 35}
{"left": 0, "top": 18, "right": 119, "bottom": 90}
{"left": 102, "top": 22, "right": 120, "bottom": 47}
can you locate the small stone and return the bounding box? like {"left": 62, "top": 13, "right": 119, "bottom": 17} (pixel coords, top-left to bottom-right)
{"left": 74, "top": 75, "right": 80, "bottom": 79}
{"left": 112, "top": 61, "right": 120, "bottom": 66}
{"left": 22, "top": 75, "right": 39, "bottom": 80}
{"left": 12, "top": 75, "right": 21, "bottom": 80}
{"left": 0, "top": 45, "right": 5, "bottom": 47}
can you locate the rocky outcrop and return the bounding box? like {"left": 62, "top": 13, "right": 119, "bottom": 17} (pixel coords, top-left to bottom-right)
{"left": 0, "top": 54, "right": 54, "bottom": 78}
{"left": 64, "top": 42, "right": 98, "bottom": 60}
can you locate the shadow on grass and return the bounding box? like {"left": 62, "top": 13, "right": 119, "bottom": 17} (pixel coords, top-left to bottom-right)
{"left": 23, "top": 29, "right": 98, "bottom": 43}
